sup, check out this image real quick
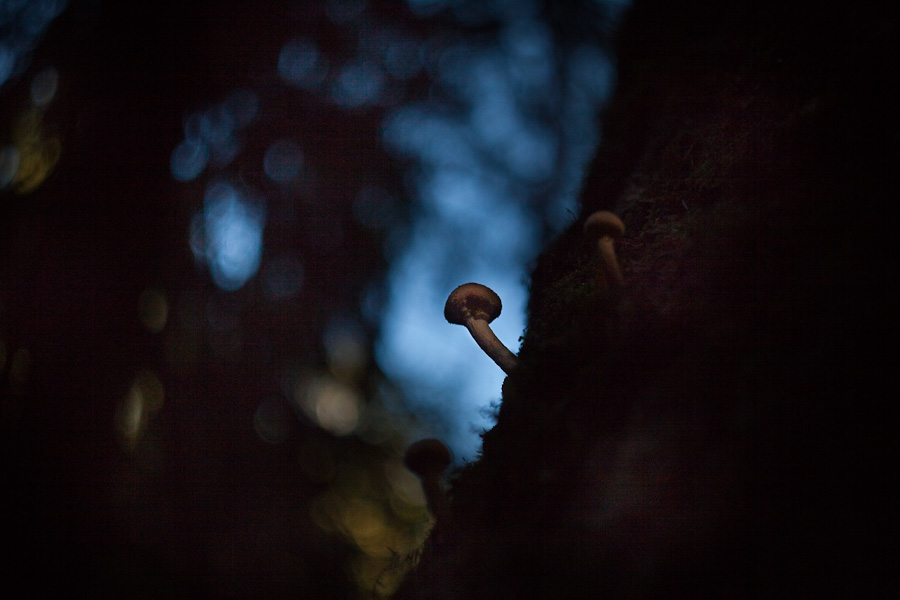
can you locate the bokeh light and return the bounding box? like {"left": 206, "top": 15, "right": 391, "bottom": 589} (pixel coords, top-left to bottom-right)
{"left": 137, "top": 287, "right": 168, "bottom": 333}
{"left": 171, "top": 89, "right": 258, "bottom": 182}
{"left": 169, "top": 138, "right": 209, "bottom": 182}
{"left": 295, "top": 373, "right": 364, "bottom": 436}
{"left": 304, "top": 445, "right": 433, "bottom": 598}
{"left": 0, "top": 0, "right": 68, "bottom": 89}
{"left": 29, "top": 66, "right": 58, "bottom": 106}
{"left": 263, "top": 139, "right": 304, "bottom": 184}
{"left": 384, "top": 458, "right": 426, "bottom": 508}
{"left": 381, "top": 32, "right": 421, "bottom": 80}
{"left": 190, "top": 181, "right": 266, "bottom": 292}
{"left": 0, "top": 145, "right": 19, "bottom": 187}
{"left": 0, "top": 45, "right": 12, "bottom": 85}
{"left": 278, "top": 38, "right": 328, "bottom": 89}
{"left": 115, "top": 369, "right": 165, "bottom": 450}
{"left": 331, "top": 59, "right": 385, "bottom": 108}
{"left": 323, "top": 317, "right": 368, "bottom": 383}
{"left": 6, "top": 107, "right": 61, "bottom": 193}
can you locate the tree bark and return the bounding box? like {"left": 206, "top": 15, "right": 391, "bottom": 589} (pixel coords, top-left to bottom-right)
{"left": 396, "top": 0, "right": 898, "bottom": 597}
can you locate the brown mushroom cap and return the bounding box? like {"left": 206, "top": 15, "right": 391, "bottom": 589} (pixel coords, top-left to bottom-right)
{"left": 404, "top": 438, "right": 452, "bottom": 478}
{"left": 444, "top": 283, "right": 502, "bottom": 325}
{"left": 583, "top": 210, "right": 625, "bottom": 240}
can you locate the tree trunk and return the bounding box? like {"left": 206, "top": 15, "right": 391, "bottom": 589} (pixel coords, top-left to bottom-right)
{"left": 396, "top": 0, "right": 898, "bottom": 597}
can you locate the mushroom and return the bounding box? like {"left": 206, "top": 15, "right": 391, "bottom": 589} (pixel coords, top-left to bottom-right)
{"left": 583, "top": 210, "right": 625, "bottom": 290}
{"left": 404, "top": 438, "right": 452, "bottom": 520}
{"left": 444, "top": 283, "right": 520, "bottom": 374}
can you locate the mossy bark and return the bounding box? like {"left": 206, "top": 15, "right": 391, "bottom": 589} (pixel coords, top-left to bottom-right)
{"left": 396, "top": 0, "right": 898, "bottom": 597}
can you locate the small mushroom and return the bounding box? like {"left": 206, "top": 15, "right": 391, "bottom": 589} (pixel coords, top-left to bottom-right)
{"left": 583, "top": 210, "right": 625, "bottom": 290}
{"left": 404, "top": 438, "right": 452, "bottom": 520}
{"left": 444, "top": 283, "right": 520, "bottom": 374}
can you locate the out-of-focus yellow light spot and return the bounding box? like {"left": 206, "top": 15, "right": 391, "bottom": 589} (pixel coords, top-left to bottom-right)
{"left": 315, "top": 386, "right": 361, "bottom": 435}
{"left": 385, "top": 458, "right": 430, "bottom": 523}
{"left": 296, "top": 374, "right": 363, "bottom": 436}
{"left": 116, "top": 385, "right": 144, "bottom": 443}
{"left": 115, "top": 369, "right": 164, "bottom": 449}
{"left": 350, "top": 553, "right": 408, "bottom": 599}
{"left": 389, "top": 491, "right": 431, "bottom": 525}
{"left": 342, "top": 498, "right": 391, "bottom": 557}
{"left": 138, "top": 287, "right": 168, "bottom": 333}
{"left": 308, "top": 454, "right": 434, "bottom": 597}
{"left": 9, "top": 108, "right": 61, "bottom": 194}
{"left": 384, "top": 459, "right": 427, "bottom": 507}
{"left": 133, "top": 369, "right": 165, "bottom": 412}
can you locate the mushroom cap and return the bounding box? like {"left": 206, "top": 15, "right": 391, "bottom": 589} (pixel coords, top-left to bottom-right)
{"left": 444, "top": 282, "right": 502, "bottom": 325}
{"left": 404, "top": 438, "right": 452, "bottom": 478}
{"left": 583, "top": 210, "right": 625, "bottom": 240}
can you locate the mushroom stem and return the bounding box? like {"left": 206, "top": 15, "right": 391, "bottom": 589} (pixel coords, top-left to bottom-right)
{"left": 583, "top": 211, "right": 625, "bottom": 293}
{"left": 465, "top": 317, "right": 519, "bottom": 375}
{"left": 596, "top": 236, "right": 624, "bottom": 289}
{"left": 420, "top": 476, "right": 449, "bottom": 521}
{"left": 404, "top": 438, "right": 453, "bottom": 522}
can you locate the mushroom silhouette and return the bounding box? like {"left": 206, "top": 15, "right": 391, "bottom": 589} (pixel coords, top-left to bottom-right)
{"left": 444, "top": 283, "right": 520, "bottom": 374}
{"left": 583, "top": 210, "right": 625, "bottom": 290}
{"left": 404, "top": 438, "right": 452, "bottom": 520}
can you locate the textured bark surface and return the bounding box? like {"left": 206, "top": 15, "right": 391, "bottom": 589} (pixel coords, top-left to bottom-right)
{"left": 396, "top": 0, "right": 898, "bottom": 597}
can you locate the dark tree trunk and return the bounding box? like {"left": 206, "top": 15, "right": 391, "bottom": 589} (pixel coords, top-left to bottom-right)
{"left": 396, "top": 0, "right": 899, "bottom": 597}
